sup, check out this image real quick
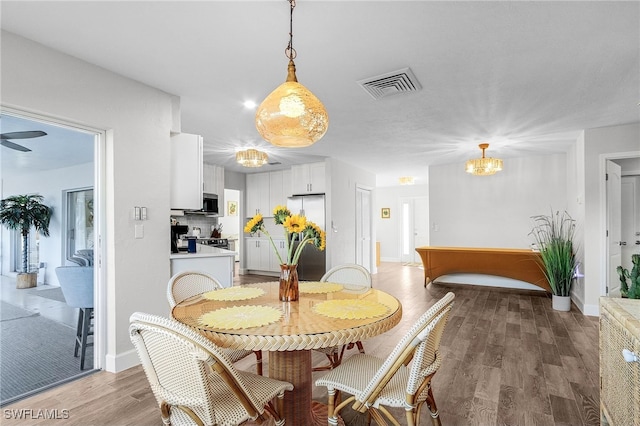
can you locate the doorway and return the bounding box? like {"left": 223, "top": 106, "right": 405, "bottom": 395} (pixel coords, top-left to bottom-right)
{"left": 400, "top": 197, "right": 429, "bottom": 264}
{"left": 604, "top": 155, "right": 640, "bottom": 296}
{"left": 0, "top": 110, "right": 101, "bottom": 404}
{"left": 355, "top": 186, "right": 372, "bottom": 271}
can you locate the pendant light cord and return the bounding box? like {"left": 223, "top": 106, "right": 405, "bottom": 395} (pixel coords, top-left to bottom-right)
{"left": 285, "top": 0, "right": 297, "bottom": 60}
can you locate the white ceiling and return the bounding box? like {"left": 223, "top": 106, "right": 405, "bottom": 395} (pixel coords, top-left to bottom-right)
{"left": 1, "top": 1, "right": 638, "bottom": 186}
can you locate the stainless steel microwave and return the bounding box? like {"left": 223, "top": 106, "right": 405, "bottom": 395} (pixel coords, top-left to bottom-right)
{"left": 202, "top": 193, "right": 219, "bottom": 214}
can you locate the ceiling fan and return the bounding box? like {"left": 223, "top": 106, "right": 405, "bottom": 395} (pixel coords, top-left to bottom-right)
{"left": 0, "top": 131, "right": 47, "bottom": 152}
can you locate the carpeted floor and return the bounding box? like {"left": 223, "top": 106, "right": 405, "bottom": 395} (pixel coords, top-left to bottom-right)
{"left": 0, "top": 301, "right": 93, "bottom": 405}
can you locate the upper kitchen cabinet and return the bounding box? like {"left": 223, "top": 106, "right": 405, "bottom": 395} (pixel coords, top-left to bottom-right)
{"left": 203, "top": 163, "right": 225, "bottom": 212}
{"left": 269, "top": 170, "right": 291, "bottom": 208}
{"left": 246, "top": 170, "right": 291, "bottom": 217}
{"left": 170, "top": 133, "right": 203, "bottom": 210}
{"left": 291, "top": 162, "right": 325, "bottom": 195}
{"left": 246, "top": 173, "right": 270, "bottom": 217}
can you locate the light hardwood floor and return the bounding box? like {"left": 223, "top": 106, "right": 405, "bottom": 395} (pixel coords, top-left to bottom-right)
{"left": 2, "top": 262, "right": 600, "bottom": 425}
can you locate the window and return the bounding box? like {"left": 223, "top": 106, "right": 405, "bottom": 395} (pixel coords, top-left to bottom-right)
{"left": 65, "top": 188, "right": 94, "bottom": 264}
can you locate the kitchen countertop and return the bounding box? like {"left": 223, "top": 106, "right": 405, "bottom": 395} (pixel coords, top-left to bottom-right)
{"left": 169, "top": 244, "right": 235, "bottom": 259}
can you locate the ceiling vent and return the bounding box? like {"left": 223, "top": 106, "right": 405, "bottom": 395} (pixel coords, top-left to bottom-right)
{"left": 357, "top": 67, "right": 422, "bottom": 100}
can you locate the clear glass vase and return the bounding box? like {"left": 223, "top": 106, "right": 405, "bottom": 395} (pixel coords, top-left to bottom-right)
{"left": 279, "top": 264, "right": 299, "bottom": 302}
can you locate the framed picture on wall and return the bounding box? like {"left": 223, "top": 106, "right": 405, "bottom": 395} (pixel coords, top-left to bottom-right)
{"left": 381, "top": 208, "right": 390, "bottom": 219}
{"left": 227, "top": 201, "right": 238, "bottom": 216}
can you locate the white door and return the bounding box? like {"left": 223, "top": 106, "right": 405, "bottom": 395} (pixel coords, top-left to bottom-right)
{"left": 606, "top": 160, "right": 622, "bottom": 296}
{"left": 621, "top": 176, "right": 640, "bottom": 272}
{"left": 400, "top": 197, "right": 429, "bottom": 264}
{"left": 355, "top": 187, "right": 372, "bottom": 270}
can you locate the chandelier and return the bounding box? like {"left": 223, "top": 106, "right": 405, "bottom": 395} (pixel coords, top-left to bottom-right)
{"left": 255, "top": 0, "right": 329, "bottom": 148}
{"left": 465, "top": 143, "right": 503, "bottom": 176}
{"left": 236, "top": 149, "right": 268, "bottom": 168}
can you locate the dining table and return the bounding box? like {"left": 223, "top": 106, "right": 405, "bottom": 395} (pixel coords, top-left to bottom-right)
{"left": 171, "top": 281, "right": 402, "bottom": 425}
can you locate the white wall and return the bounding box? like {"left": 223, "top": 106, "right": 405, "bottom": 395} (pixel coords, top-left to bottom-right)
{"left": 375, "top": 184, "right": 429, "bottom": 261}
{"left": 1, "top": 162, "right": 94, "bottom": 286}
{"left": 2, "top": 31, "right": 175, "bottom": 372}
{"left": 429, "top": 153, "right": 569, "bottom": 248}
{"left": 582, "top": 122, "right": 640, "bottom": 315}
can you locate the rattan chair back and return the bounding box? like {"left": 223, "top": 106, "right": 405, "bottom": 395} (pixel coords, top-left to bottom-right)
{"left": 167, "top": 271, "right": 223, "bottom": 308}
{"left": 129, "top": 312, "right": 292, "bottom": 425}
{"left": 320, "top": 263, "right": 372, "bottom": 289}
{"left": 351, "top": 291, "right": 455, "bottom": 414}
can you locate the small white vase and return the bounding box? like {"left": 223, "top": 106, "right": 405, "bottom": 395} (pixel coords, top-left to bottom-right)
{"left": 552, "top": 295, "right": 571, "bottom": 311}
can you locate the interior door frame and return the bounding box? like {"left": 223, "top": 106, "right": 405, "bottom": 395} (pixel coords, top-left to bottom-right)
{"left": 601, "top": 151, "right": 640, "bottom": 297}
{"left": 355, "top": 184, "right": 373, "bottom": 273}
{"left": 3, "top": 106, "right": 106, "bottom": 371}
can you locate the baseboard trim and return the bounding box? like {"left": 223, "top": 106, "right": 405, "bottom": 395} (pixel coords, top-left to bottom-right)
{"left": 105, "top": 349, "right": 139, "bottom": 373}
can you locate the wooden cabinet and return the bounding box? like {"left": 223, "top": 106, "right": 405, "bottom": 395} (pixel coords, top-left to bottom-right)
{"left": 291, "top": 162, "right": 325, "bottom": 195}
{"left": 203, "top": 163, "right": 225, "bottom": 212}
{"left": 246, "top": 170, "right": 291, "bottom": 216}
{"left": 600, "top": 297, "right": 640, "bottom": 426}
{"left": 170, "top": 133, "right": 203, "bottom": 210}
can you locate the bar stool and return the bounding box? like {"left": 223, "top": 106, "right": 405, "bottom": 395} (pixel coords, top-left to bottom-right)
{"left": 55, "top": 266, "right": 94, "bottom": 370}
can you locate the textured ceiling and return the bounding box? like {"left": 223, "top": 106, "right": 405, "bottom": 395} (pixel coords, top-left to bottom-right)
{"left": 1, "top": 1, "right": 638, "bottom": 186}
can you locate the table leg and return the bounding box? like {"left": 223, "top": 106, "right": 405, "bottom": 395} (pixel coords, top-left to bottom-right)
{"left": 269, "top": 350, "right": 344, "bottom": 426}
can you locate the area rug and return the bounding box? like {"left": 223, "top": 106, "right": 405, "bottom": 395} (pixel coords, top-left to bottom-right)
{"left": 0, "top": 302, "right": 39, "bottom": 322}
{"left": 0, "top": 301, "right": 93, "bottom": 405}
{"left": 26, "top": 286, "right": 66, "bottom": 303}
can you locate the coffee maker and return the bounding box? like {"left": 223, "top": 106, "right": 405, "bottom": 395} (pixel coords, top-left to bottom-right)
{"left": 171, "top": 225, "right": 189, "bottom": 253}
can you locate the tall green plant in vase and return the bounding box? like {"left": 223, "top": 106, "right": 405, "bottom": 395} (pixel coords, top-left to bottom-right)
{"left": 530, "top": 210, "right": 578, "bottom": 311}
{"left": 0, "top": 194, "right": 52, "bottom": 289}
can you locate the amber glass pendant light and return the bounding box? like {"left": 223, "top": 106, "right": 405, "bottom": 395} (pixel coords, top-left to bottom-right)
{"left": 255, "top": 0, "right": 329, "bottom": 148}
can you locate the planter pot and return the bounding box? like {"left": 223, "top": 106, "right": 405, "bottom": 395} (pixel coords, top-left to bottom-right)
{"left": 552, "top": 295, "right": 571, "bottom": 311}
{"left": 16, "top": 272, "right": 37, "bottom": 289}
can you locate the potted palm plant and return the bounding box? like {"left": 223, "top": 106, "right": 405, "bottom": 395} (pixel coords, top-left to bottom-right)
{"left": 0, "top": 194, "right": 52, "bottom": 288}
{"left": 530, "top": 210, "right": 578, "bottom": 311}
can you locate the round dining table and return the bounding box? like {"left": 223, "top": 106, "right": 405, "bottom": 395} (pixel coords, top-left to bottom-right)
{"left": 171, "top": 281, "right": 402, "bottom": 425}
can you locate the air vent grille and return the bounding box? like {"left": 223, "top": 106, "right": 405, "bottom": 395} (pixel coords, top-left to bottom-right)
{"left": 357, "top": 67, "right": 422, "bottom": 100}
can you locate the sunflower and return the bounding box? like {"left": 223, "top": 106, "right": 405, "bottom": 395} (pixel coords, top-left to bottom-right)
{"left": 283, "top": 214, "right": 306, "bottom": 233}
{"left": 244, "top": 213, "right": 264, "bottom": 234}
{"left": 272, "top": 205, "right": 291, "bottom": 225}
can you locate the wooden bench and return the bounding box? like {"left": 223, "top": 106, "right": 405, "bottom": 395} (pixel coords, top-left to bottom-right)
{"left": 415, "top": 246, "right": 551, "bottom": 292}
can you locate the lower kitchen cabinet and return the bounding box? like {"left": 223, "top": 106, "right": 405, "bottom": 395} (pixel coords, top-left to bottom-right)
{"left": 245, "top": 238, "right": 287, "bottom": 274}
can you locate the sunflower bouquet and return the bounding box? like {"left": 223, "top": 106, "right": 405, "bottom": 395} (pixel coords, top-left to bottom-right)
{"left": 244, "top": 205, "right": 326, "bottom": 266}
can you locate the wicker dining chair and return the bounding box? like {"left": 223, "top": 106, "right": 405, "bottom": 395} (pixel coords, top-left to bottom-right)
{"left": 129, "top": 312, "right": 293, "bottom": 426}
{"left": 167, "top": 271, "right": 263, "bottom": 375}
{"left": 313, "top": 264, "right": 372, "bottom": 371}
{"left": 315, "top": 292, "right": 455, "bottom": 426}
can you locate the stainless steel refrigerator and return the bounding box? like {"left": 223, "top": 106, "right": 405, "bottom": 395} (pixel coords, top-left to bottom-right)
{"left": 287, "top": 194, "right": 326, "bottom": 280}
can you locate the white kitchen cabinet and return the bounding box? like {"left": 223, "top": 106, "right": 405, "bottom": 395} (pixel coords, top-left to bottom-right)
{"left": 269, "top": 170, "right": 292, "bottom": 208}
{"left": 269, "top": 239, "right": 288, "bottom": 271}
{"left": 291, "top": 162, "right": 326, "bottom": 195}
{"left": 245, "top": 238, "right": 271, "bottom": 271}
{"left": 203, "top": 163, "right": 225, "bottom": 212}
{"left": 246, "top": 173, "right": 270, "bottom": 217}
{"left": 170, "top": 133, "right": 203, "bottom": 210}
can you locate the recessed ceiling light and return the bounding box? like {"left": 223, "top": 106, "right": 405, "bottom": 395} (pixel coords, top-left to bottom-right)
{"left": 243, "top": 100, "right": 257, "bottom": 109}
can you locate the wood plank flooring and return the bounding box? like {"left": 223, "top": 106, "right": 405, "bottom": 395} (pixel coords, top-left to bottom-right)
{"left": 2, "top": 262, "right": 600, "bottom": 425}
